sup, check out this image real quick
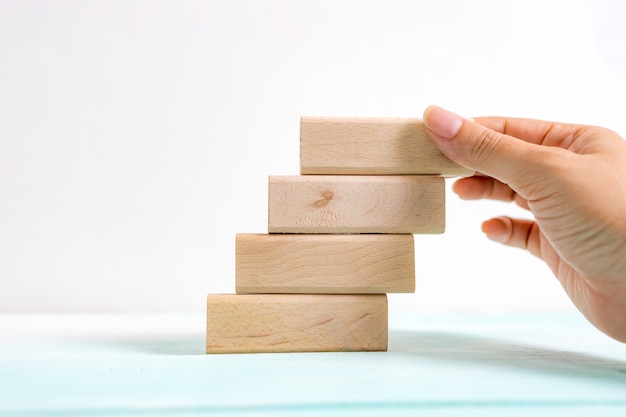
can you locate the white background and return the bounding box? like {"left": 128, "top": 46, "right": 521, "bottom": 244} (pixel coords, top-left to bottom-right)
{"left": 1, "top": 0, "right": 625, "bottom": 313}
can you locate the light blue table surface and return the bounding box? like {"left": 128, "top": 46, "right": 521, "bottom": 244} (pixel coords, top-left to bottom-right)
{"left": 1, "top": 312, "right": 625, "bottom": 416}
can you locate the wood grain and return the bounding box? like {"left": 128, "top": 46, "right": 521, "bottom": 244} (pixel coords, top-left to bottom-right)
{"left": 236, "top": 233, "right": 415, "bottom": 294}
{"left": 300, "top": 116, "right": 474, "bottom": 176}
{"left": 268, "top": 175, "right": 445, "bottom": 234}
{"left": 206, "top": 294, "right": 388, "bottom": 353}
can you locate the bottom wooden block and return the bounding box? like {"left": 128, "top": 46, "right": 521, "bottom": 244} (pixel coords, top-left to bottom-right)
{"left": 206, "top": 294, "right": 388, "bottom": 354}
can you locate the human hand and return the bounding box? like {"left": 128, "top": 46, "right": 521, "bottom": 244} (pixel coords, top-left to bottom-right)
{"left": 423, "top": 105, "right": 626, "bottom": 342}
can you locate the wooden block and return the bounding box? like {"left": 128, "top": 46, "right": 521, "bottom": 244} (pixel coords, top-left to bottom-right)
{"left": 300, "top": 116, "right": 474, "bottom": 176}
{"left": 206, "top": 294, "right": 388, "bottom": 353}
{"left": 268, "top": 175, "right": 445, "bottom": 234}
{"left": 236, "top": 234, "right": 415, "bottom": 294}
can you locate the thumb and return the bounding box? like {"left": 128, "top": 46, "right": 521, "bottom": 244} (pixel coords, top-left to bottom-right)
{"left": 423, "top": 105, "right": 550, "bottom": 187}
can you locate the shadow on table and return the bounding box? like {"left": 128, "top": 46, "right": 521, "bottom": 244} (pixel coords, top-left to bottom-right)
{"left": 122, "top": 334, "right": 206, "bottom": 355}
{"left": 390, "top": 330, "right": 626, "bottom": 384}
{"left": 68, "top": 333, "right": 207, "bottom": 355}
{"left": 71, "top": 327, "right": 626, "bottom": 373}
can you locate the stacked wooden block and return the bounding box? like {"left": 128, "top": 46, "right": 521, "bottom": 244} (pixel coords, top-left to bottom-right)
{"left": 206, "top": 117, "right": 472, "bottom": 354}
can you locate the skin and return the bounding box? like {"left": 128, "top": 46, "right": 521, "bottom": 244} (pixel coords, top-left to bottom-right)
{"left": 423, "top": 105, "right": 626, "bottom": 342}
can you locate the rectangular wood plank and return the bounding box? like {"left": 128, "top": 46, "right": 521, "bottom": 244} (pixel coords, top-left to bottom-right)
{"left": 300, "top": 116, "right": 474, "bottom": 176}
{"left": 236, "top": 233, "right": 415, "bottom": 294}
{"left": 268, "top": 175, "right": 445, "bottom": 234}
{"left": 206, "top": 294, "right": 388, "bottom": 353}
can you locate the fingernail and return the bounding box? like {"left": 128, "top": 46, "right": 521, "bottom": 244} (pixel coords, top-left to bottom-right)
{"left": 423, "top": 105, "right": 464, "bottom": 139}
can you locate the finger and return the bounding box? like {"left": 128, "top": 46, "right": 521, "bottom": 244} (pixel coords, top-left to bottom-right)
{"left": 453, "top": 177, "right": 530, "bottom": 209}
{"left": 481, "top": 217, "right": 541, "bottom": 258}
{"left": 453, "top": 176, "right": 513, "bottom": 201}
{"left": 423, "top": 105, "right": 568, "bottom": 193}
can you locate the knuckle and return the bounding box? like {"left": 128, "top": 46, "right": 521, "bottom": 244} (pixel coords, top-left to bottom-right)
{"left": 469, "top": 129, "right": 501, "bottom": 165}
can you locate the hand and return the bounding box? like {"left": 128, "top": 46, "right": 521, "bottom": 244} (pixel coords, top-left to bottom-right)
{"left": 423, "top": 105, "right": 626, "bottom": 342}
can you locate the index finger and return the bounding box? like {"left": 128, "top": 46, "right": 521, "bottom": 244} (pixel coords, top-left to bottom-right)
{"left": 453, "top": 175, "right": 530, "bottom": 210}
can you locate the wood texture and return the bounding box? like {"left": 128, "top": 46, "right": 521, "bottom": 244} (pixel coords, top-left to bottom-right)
{"left": 206, "top": 294, "right": 388, "bottom": 353}
{"left": 300, "top": 116, "right": 474, "bottom": 176}
{"left": 268, "top": 175, "right": 445, "bottom": 234}
{"left": 236, "top": 233, "right": 415, "bottom": 294}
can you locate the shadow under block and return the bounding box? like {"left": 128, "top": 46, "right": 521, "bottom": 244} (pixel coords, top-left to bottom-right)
{"left": 268, "top": 175, "right": 445, "bottom": 234}
{"left": 236, "top": 234, "right": 415, "bottom": 294}
{"left": 300, "top": 116, "right": 474, "bottom": 176}
{"left": 206, "top": 294, "right": 388, "bottom": 353}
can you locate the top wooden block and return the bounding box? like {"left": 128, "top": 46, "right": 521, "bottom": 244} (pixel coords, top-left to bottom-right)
{"left": 300, "top": 116, "right": 474, "bottom": 176}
